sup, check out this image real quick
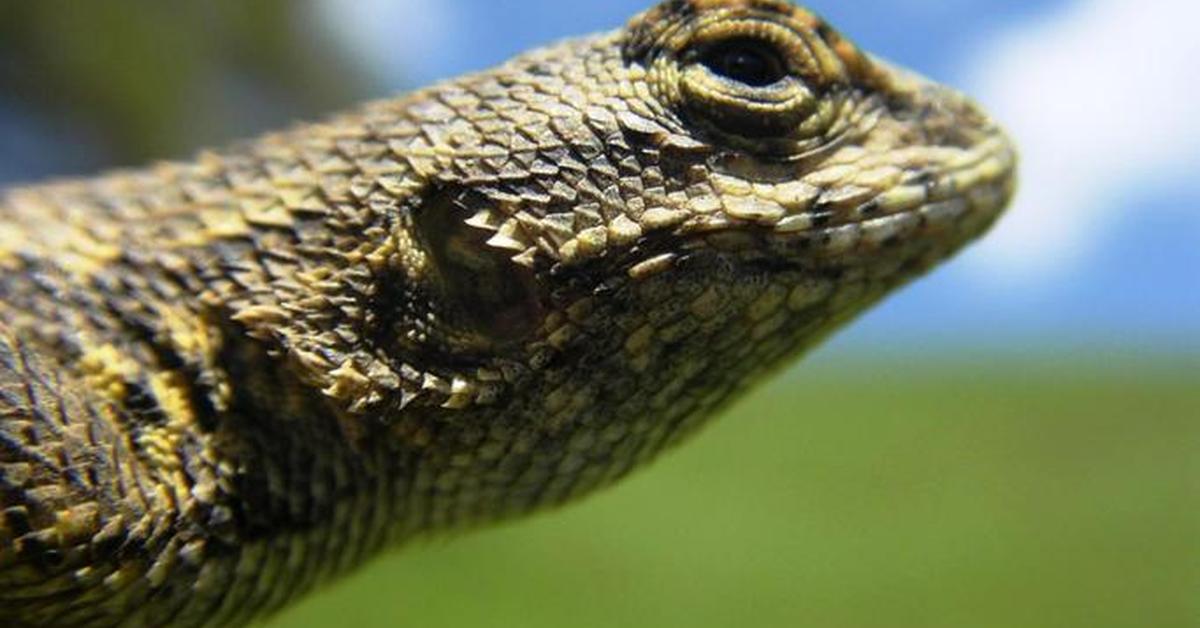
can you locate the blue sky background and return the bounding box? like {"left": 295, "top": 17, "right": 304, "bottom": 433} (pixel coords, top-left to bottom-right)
{"left": 4, "top": 0, "right": 1197, "bottom": 356}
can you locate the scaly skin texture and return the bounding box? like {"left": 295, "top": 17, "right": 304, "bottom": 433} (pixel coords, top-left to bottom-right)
{"left": 0, "top": 1, "right": 1016, "bottom": 626}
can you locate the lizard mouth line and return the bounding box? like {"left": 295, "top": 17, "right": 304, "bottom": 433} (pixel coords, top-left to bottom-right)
{"left": 669, "top": 137, "right": 1017, "bottom": 264}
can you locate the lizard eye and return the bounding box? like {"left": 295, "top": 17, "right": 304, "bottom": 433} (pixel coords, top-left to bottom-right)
{"left": 678, "top": 27, "right": 819, "bottom": 139}
{"left": 625, "top": 5, "right": 865, "bottom": 152}
{"left": 701, "top": 39, "right": 788, "bottom": 88}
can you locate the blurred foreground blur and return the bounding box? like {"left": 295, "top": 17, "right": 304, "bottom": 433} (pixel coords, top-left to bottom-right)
{"left": 274, "top": 359, "right": 1197, "bottom": 628}
{"left": 0, "top": 0, "right": 366, "bottom": 174}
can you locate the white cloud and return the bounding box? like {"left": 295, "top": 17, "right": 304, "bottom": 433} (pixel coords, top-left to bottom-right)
{"left": 310, "top": 0, "right": 461, "bottom": 87}
{"left": 958, "top": 0, "right": 1200, "bottom": 284}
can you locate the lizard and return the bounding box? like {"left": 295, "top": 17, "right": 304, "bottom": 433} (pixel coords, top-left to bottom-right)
{"left": 0, "top": 1, "right": 1016, "bottom": 626}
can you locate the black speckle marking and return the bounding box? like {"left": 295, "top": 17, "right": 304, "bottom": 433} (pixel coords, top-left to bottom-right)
{"left": 811, "top": 211, "right": 834, "bottom": 228}
{"left": 3, "top": 505, "right": 32, "bottom": 536}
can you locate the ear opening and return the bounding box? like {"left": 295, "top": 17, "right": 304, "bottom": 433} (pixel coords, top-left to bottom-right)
{"left": 412, "top": 188, "right": 546, "bottom": 352}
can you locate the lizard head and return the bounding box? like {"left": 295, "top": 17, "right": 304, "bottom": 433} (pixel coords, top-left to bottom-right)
{"left": 329, "top": 0, "right": 1014, "bottom": 504}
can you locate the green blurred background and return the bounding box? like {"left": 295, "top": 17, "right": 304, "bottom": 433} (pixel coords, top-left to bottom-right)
{"left": 1, "top": 1, "right": 1196, "bottom": 627}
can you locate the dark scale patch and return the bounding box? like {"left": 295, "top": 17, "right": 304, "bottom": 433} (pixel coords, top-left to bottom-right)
{"left": 122, "top": 381, "right": 170, "bottom": 426}
{"left": 813, "top": 20, "right": 839, "bottom": 47}
{"left": 857, "top": 199, "right": 882, "bottom": 216}
{"left": 87, "top": 522, "right": 126, "bottom": 560}
{"left": 810, "top": 210, "right": 835, "bottom": 227}
{"left": 3, "top": 504, "right": 33, "bottom": 536}
{"left": 673, "top": 0, "right": 698, "bottom": 16}
{"left": 908, "top": 168, "right": 937, "bottom": 186}
{"left": 16, "top": 529, "right": 66, "bottom": 570}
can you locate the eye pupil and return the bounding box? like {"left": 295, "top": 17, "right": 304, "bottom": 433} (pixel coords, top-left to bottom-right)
{"left": 722, "top": 50, "right": 770, "bottom": 84}
{"left": 703, "top": 41, "right": 787, "bottom": 87}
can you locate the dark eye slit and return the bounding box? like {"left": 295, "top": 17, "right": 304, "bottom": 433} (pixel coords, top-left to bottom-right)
{"left": 701, "top": 38, "right": 789, "bottom": 87}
